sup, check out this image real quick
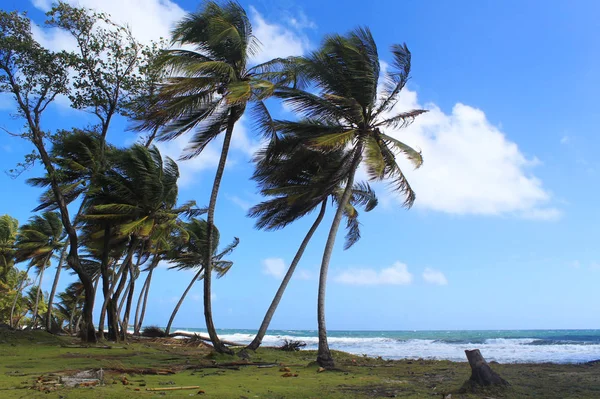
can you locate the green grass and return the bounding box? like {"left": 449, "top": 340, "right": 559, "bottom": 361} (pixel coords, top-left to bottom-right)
{"left": 0, "top": 329, "right": 599, "bottom": 398}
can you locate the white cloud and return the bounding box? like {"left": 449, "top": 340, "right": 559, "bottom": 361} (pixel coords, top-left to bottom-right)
{"left": 560, "top": 135, "right": 570, "bottom": 145}
{"left": 155, "top": 136, "right": 222, "bottom": 188}
{"left": 262, "top": 258, "right": 286, "bottom": 279}
{"left": 378, "top": 87, "right": 560, "bottom": 220}
{"left": 287, "top": 10, "right": 317, "bottom": 30}
{"left": 227, "top": 195, "right": 252, "bottom": 212}
{"left": 295, "top": 269, "right": 313, "bottom": 280}
{"left": 334, "top": 261, "right": 413, "bottom": 286}
{"left": 32, "top": 0, "right": 186, "bottom": 45}
{"left": 249, "top": 6, "right": 310, "bottom": 64}
{"left": 422, "top": 268, "right": 448, "bottom": 286}
{"left": 568, "top": 260, "right": 581, "bottom": 269}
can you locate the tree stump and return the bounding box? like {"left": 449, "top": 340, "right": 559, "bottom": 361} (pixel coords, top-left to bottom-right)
{"left": 462, "top": 349, "right": 508, "bottom": 391}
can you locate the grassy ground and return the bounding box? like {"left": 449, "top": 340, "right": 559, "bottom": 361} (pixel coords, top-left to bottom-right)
{"left": 0, "top": 329, "right": 599, "bottom": 398}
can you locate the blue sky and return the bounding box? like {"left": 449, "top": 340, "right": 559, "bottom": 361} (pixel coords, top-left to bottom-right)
{"left": 1, "top": 0, "right": 599, "bottom": 331}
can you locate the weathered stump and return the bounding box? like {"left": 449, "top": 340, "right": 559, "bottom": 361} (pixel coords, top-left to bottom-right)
{"left": 461, "top": 349, "right": 509, "bottom": 392}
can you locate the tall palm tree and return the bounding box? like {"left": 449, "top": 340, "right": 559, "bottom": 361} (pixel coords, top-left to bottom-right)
{"left": 164, "top": 218, "right": 238, "bottom": 336}
{"left": 15, "top": 212, "right": 66, "bottom": 328}
{"left": 273, "top": 28, "right": 425, "bottom": 367}
{"left": 139, "top": 1, "right": 280, "bottom": 353}
{"left": 246, "top": 138, "right": 378, "bottom": 350}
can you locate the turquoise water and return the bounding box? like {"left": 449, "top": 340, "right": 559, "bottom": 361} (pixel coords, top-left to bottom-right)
{"left": 171, "top": 328, "right": 600, "bottom": 363}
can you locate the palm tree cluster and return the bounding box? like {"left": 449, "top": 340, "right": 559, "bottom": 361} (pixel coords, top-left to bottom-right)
{"left": 0, "top": 1, "right": 425, "bottom": 368}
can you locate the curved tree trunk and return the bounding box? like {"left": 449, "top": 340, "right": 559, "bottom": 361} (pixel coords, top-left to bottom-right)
{"left": 120, "top": 256, "right": 140, "bottom": 341}
{"left": 135, "top": 255, "right": 159, "bottom": 334}
{"left": 106, "top": 238, "right": 138, "bottom": 340}
{"left": 98, "top": 293, "right": 108, "bottom": 339}
{"left": 99, "top": 225, "right": 119, "bottom": 341}
{"left": 31, "top": 261, "right": 47, "bottom": 329}
{"left": 316, "top": 147, "right": 363, "bottom": 368}
{"left": 46, "top": 246, "right": 67, "bottom": 332}
{"left": 10, "top": 269, "right": 31, "bottom": 328}
{"left": 133, "top": 272, "right": 150, "bottom": 335}
{"left": 247, "top": 201, "right": 327, "bottom": 351}
{"left": 69, "top": 297, "right": 81, "bottom": 335}
{"left": 203, "top": 111, "right": 237, "bottom": 355}
{"left": 166, "top": 268, "right": 203, "bottom": 336}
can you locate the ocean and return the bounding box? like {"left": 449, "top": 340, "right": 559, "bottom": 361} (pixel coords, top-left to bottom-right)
{"left": 171, "top": 328, "right": 600, "bottom": 364}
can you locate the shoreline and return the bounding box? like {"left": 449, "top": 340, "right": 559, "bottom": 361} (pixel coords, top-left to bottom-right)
{"left": 2, "top": 330, "right": 600, "bottom": 398}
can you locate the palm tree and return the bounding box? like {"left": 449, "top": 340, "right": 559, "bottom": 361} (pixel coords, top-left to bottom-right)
{"left": 164, "top": 218, "right": 238, "bottom": 336}
{"left": 0, "top": 215, "right": 18, "bottom": 282}
{"left": 28, "top": 129, "right": 110, "bottom": 334}
{"left": 134, "top": 219, "right": 191, "bottom": 334}
{"left": 55, "top": 282, "right": 85, "bottom": 334}
{"left": 83, "top": 144, "right": 184, "bottom": 339}
{"left": 138, "top": 1, "right": 281, "bottom": 353}
{"left": 15, "top": 212, "right": 66, "bottom": 328}
{"left": 246, "top": 138, "right": 378, "bottom": 350}
{"left": 273, "top": 28, "right": 425, "bottom": 367}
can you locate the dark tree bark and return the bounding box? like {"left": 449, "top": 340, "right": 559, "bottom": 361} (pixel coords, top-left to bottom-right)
{"left": 464, "top": 349, "right": 509, "bottom": 389}
{"left": 247, "top": 201, "right": 327, "bottom": 351}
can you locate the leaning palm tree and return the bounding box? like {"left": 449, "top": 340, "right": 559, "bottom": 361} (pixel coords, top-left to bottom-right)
{"left": 246, "top": 137, "right": 378, "bottom": 350}
{"left": 15, "top": 212, "right": 66, "bottom": 328}
{"left": 164, "top": 218, "right": 238, "bottom": 336}
{"left": 84, "top": 144, "right": 196, "bottom": 340}
{"left": 138, "top": 1, "right": 280, "bottom": 353}
{"left": 273, "top": 28, "right": 425, "bottom": 367}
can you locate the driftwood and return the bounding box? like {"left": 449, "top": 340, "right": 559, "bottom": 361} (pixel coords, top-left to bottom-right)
{"left": 146, "top": 386, "right": 201, "bottom": 391}
{"left": 463, "top": 349, "right": 509, "bottom": 390}
{"left": 168, "top": 331, "right": 243, "bottom": 346}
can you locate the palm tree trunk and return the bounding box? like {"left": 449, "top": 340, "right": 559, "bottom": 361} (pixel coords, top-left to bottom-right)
{"left": 165, "top": 268, "right": 203, "bottom": 336}
{"left": 45, "top": 246, "right": 67, "bottom": 332}
{"left": 203, "top": 111, "right": 238, "bottom": 355}
{"left": 106, "top": 237, "right": 138, "bottom": 340}
{"left": 247, "top": 201, "right": 327, "bottom": 351}
{"left": 135, "top": 255, "right": 159, "bottom": 334}
{"left": 121, "top": 254, "right": 141, "bottom": 341}
{"left": 69, "top": 297, "right": 80, "bottom": 335}
{"left": 317, "top": 147, "right": 363, "bottom": 368}
{"left": 31, "top": 258, "right": 49, "bottom": 329}
{"left": 10, "top": 269, "right": 31, "bottom": 328}
{"left": 133, "top": 272, "right": 149, "bottom": 335}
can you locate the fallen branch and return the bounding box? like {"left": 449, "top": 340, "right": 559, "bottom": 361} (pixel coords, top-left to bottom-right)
{"left": 146, "top": 386, "right": 201, "bottom": 391}
{"left": 168, "top": 332, "right": 243, "bottom": 346}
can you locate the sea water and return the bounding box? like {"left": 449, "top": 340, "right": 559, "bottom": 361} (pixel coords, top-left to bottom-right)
{"left": 170, "top": 328, "right": 600, "bottom": 364}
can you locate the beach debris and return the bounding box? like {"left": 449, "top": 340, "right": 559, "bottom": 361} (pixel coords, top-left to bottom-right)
{"left": 317, "top": 367, "right": 326, "bottom": 373}
{"left": 461, "top": 349, "right": 509, "bottom": 392}
{"left": 281, "top": 372, "right": 299, "bottom": 377}
{"left": 279, "top": 367, "right": 291, "bottom": 372}
{"left": 146, "top": 385, "right": 201, "bottom": 391}
{"left": 169, "top": 331, "right": 243, "bottom": 346}
{"left": 279, "top": 339, "right": 307, "bottom": 351}
{"left": 141, "top": 326, "right": 167, "bottom": 338}
{"left": 60, "top": 369, "right": 104, "bottom": 387}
